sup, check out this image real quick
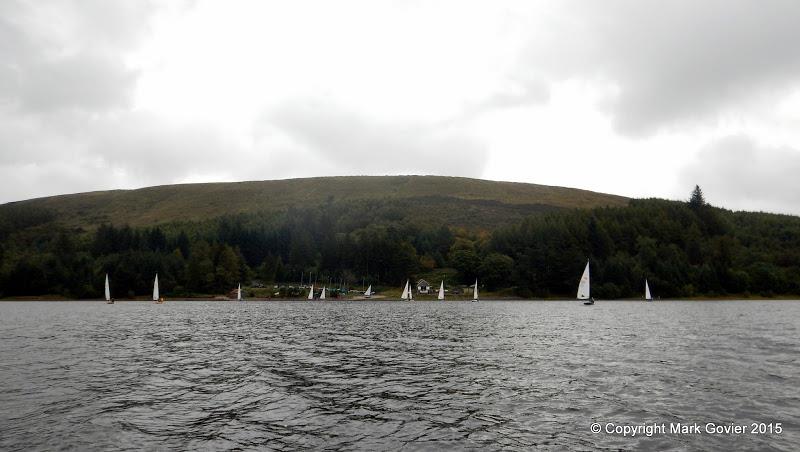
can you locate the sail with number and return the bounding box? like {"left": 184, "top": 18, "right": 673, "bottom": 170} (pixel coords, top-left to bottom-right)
{"left": 153, "top": 273, "right": 159, "bottom": 301}
{"left": 364, "top": 285, "right": 372, "bottom": 298}
{"left": 104, "top": 273, "right": 111, "bottom": 302}
{"left": 308, "top": 284, "right": 314, "bottom": 300}
{"left": 438, "top": 281, "right": 445, "bottom": 300}
{"left": 320, "top": 287, "right": 326, "bottom": 300}
{"left": 577, "top": 261, "right": 590, "bottom": 300}
{"left": 645, "top": 279, "right": 652, "bottom": 301}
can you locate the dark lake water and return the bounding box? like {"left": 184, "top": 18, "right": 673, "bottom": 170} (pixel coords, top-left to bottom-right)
{"left": 0, "top": 300, "right": 798, "bottom": 451}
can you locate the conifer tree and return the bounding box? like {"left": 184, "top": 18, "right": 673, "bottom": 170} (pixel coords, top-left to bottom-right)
{"left": 689, "top": 185, "right": 706, "bottom": 208}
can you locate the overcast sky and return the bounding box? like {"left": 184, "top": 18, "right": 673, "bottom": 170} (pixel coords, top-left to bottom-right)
{"left": 2, "top": 1, "right": 800, "bottom": 214}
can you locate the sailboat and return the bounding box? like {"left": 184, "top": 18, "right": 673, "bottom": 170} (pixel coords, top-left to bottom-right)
{"left": 472, "top": 278, "right": 479, "bottom": 302}
{"left": 153, "top": 273, "right": 164, "bottom": 303}
{"left": 320, "top": 287, "right": 326, "bottom": 300}
{"left": 400, "top": 280, "right": 412, "bottom": 301}
{"left": 237, "top": 283, "right": 243, "bottom": 302}
{"left": 308, "top": 284, "right": 315, "bottom": 300}
{"left": 105, "top": 273, "right": 114, "bottom": 304}
{"left": 437, "top": 281, "right": 445, "bottom": 300}
{"left": 645, "top": 279, "right": 653, "bottom": 302}
{"left": 578, "top": 260, "right": 593, "bottom": 305}
{"left": 364, "top": 285, "right": 373, "bottom": 299}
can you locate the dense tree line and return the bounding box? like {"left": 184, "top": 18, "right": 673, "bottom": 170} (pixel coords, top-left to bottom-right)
{"left": 491, "top": 186, "right": 800, "bottom": 297}
{"left": 1, "top": 187, "right": 798, "bottom": 298}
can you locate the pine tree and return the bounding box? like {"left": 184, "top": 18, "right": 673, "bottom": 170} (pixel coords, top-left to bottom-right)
{"left": 689, "top": 185, "right": 706, "bottom": 208}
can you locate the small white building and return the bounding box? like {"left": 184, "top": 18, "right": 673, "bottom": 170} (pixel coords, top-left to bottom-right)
{"left": 417, "top": 279, "right": 430, "bottom": 294}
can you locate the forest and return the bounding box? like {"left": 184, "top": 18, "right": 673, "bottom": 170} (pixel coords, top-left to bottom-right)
{"left": 1, "top": 186, "right": 799, "bottom": 299}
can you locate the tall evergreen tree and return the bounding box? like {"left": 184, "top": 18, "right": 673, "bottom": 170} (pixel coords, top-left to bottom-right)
{"left": 689, "top": 185, "right": 706, "bottom": 208}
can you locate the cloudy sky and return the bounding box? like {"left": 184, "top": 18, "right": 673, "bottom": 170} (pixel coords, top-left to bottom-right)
{"left": 2, "top": 1, "right": 800, "bottom": 214}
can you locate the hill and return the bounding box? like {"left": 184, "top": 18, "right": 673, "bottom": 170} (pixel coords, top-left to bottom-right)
{"left": 1, "top": 178, "right": 798, "bottom": 300}
{"left": 0, "top": 176, "right": 628, "bottom": 230}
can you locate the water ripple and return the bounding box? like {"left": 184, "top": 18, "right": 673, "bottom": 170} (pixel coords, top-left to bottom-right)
{"left": 0, "top": 300, "right": 798, "bottom": 451}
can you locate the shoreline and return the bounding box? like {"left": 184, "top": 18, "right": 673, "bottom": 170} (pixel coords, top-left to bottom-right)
{"left": 2, "top": 296, "right": 799, "bottom": 302}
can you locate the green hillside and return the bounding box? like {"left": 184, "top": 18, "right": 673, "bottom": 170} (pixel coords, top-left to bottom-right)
{"left": 0, "top": 176, "right": 628, "bottom": 230}
{"left": 2, "top": 179, "right": 798, "bottom": 300}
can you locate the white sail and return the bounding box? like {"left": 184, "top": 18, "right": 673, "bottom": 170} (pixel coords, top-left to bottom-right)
{"left": 364, "top": 285, "right": 372, "bottom": 297}
{"left": 473, "top": 278, "right": 479, "bottom": 301}
{"left": 577, "top": 261, "right": 590, "bottom": 299}
{"left": 320, "top": 287, "right": 326, "bottom": 300}
{"left": 104, "top": 273, "right": 111, "bottom": 301}
{"left": 645, "top": 279, "right": 652, "bottom": 301}
{"left": 237, "top": 283, "right": 242, "bottom": 301}
{"left": 400, "top": 280, "right": 409, "bottom": 300}
{"left": 438, "top": 281, "right": 445, "bottom": 300}
{"left": 308, "top": 284, "right": 314, "bottom": 300}
{"left": 153, "top": 273, "right": 159, "bottom": 301}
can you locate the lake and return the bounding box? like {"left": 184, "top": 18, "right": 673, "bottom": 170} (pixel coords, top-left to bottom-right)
{"left": 0, "top": 300, "right": 798, "bottom": 451}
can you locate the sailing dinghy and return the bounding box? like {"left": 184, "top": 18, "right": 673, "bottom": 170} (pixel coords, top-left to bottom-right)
{"left": 153, "top": 273, "right": 164, "bottom": 303}
{"left": 400, "top": 280, "right": 412, "bottom": 301}
{"left": 105, "top": 273, "right": 114, "bottom": 304}
{"left": 578, "top": 261, "right": 593, "bottom": 305}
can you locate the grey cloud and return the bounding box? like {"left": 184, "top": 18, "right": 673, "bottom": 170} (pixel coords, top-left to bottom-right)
{"left": 455, "top": 75, "right": 550, "bottom": 123}
{"left": 0, "top": 1, "right": 152, "bottom": 113}
{"left": 0, "top": 107, "right": 252, "bottom": 203}
{"left": 679, "top": 135, "right": 800, "bottom": 214}
{"left": 0, "top": 1, "right": 170, "bottom": 202}
{"left": 527, "top": 0, "right": 800, "bottom": 135}
{"left": 266, "top": 100, "right": 488, "bottom": 178}
{"left": 88, "top": 113, "right": 241, "bottom": 183}
{"left": 0, "top": 159, "right": 113, "bottom": 204}
{"left": 17, "top": 54, "right": 136, "bottom": 113}
{"left": 62, "top": 0, "right": 157, "bottom": 50}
